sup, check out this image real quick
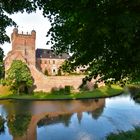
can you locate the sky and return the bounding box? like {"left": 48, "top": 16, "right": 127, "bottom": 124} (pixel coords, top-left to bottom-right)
{"left": 1, "top": 10, "right": 51, "bottom": 56}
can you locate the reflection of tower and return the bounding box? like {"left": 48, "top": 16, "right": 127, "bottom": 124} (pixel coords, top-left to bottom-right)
{"left": 77, "top": 112, "right": 83, "bottom": 124}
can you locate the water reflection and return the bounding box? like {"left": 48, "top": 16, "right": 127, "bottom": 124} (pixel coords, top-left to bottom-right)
{"left": 0, "top": 95, "right": 140, "bottom": 140}
{"left": 0, "top": 98, "right": 105, "bottom": 140}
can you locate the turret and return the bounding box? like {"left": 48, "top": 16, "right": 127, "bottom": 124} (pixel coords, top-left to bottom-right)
{"left": 31, "top": 30, "right": 36, "bottom": 39}
{"left": 11, "top": 28, "right": 18, "bottom": 41}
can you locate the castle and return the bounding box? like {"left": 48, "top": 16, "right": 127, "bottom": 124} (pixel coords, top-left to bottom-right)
{"left": 4, "top": 28, "right": 70, "bottom": 75}
{"left": 4, "top": 28, "right": 91, "bottom": 92}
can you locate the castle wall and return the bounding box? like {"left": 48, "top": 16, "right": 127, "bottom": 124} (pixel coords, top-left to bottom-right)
{"left": 29, "top": 65, "right": 104, "bottom": 92}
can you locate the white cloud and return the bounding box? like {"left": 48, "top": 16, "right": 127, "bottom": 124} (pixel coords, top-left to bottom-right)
{"left": 1, "top": 10, "right": 51, "bottom": 56}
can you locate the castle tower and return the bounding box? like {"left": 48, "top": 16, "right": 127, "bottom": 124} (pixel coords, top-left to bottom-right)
{"left": 11, "top": 28, "right": 36, "bottom": 65}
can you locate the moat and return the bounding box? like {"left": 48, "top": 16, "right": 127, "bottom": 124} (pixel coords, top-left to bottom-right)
{"left": 0, "top": 94, "right": 140, "bottom": 140}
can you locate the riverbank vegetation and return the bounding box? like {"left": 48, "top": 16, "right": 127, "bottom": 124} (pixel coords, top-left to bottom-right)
{"left": 107, "top": 127, "right": 140, "bottom": 140}
{"left": 0, "top": 85, "right": 123, "bottom": 100}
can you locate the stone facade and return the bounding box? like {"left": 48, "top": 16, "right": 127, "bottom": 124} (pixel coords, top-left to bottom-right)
{"left": 5, "top": 28, "right": 36, "bottom": 71}
{"left": 36, "top": 48, "right": 69, "bottom": 75}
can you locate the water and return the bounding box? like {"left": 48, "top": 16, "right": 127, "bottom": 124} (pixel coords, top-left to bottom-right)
{"left": 0, "top": 94, "right": 140, "bottom": 140}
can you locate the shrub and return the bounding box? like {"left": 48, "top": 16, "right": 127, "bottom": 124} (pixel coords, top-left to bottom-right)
{"left": 65, "top": 86, "right": 71, "bottom": 94}
{"left": 51, "top": 87, "right": 59, "bottom": 94}
{"left": 93, "top": 83, "right": 98, "bottom": 89}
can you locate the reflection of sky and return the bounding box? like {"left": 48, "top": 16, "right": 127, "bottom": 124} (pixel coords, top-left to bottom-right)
{"left": 0, "top": 123, "right": 12, "bottom": 140}
{"left": 105, "top": 94, "right": 140, "bottom": 109}
{"left": 37, "top": 95, "right": 140, "bottom": 140}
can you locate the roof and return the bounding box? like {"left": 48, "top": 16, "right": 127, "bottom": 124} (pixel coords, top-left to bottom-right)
{"left": 36, "top": 49, "right": 70, "bottom": 59}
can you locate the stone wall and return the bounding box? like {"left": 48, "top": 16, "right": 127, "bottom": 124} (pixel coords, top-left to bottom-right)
{"left": 29, "top": 65, "right": 104, "bottom": 92}
{"left": 5, "top": 28, "right": 36, "bottom": 71}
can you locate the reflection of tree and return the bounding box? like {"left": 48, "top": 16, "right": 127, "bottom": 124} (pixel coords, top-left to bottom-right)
{"left": 7, "top": 113, "right": 31, "bottom": 137}
{"left": 90, "top": 105, "right": 104, "bottom": 120}
{"left": 129, "top": 86, "right": 140, "bottom": 104}
{"left": 77, "top": 112, "right": 82, "bottom": 124}
{"left": 38, "top": 113, "right": 73, "bottom": 128}
{"left": 0, "top": 115, "right": 5, "bottom": 134}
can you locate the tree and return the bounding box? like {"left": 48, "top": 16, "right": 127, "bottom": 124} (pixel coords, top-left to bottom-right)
{"left": 41, "top": 0, "right": 140, "bottom": 84}
{"left": 6, "top": 60, "right": 33, "bottom": 94}
{"left": 0, "top": 0, "right": 37, "bottom": 44}
{"left": 7, "top": 113, "right": 31, "bottom": 137}
{"left": 0, "top": 47, "right": 4, "bottom": 79}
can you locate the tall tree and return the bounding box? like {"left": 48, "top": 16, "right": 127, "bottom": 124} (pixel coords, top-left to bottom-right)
{"left": 0, "top": 47, "right": 4, "bottom": 79}
{"left": 6, "top": 60, "right": 33, "bottom": 94}
{"left": 0, "top": 0, "right": 37, "bottom": 44}
{"left": 41, "top": 0, "right": 140, "bottom": 84}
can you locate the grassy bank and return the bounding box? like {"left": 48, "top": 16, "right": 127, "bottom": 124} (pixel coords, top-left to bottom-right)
{"left": 107, "top": 127, "right": 140, "bottom": 140}
{"left": 0, "top": 85, "right": 123, "bottom": 100}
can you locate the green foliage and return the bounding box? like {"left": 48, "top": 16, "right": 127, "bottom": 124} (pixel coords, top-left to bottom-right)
{"left": 107, "top": 127, "right": 140, "bottom": 140}
{"left": 0, "top": 0, "right": 37, "bottom": 44}
{"left": 0, "top": 116, "right": 5, "bottom": 134}
{"left": 93, "top": 83, "right": 98, "bottom": 89}
{"left": 41, "top": 0, "right": 140, "bottom": 84}
{"left": 0, "top": 48, "right": 4, "bottom": 79}
{"left": 6, "top": 60, "right": 33, "bottom": 94}
{"left": 0, "top": 85, "right": 123, "bottom": 100}
{"left": 64, "top": 86, "right": 71, "bottom": 94}
{"left": 7, "top": 113, "right": 31, "bottom": 137}
{"left": 51, "top": 85, "right": 72, "bottom": 94}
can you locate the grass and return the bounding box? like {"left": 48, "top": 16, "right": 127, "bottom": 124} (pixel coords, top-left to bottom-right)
{"left": 0, "top": 85, "right": 123, "bottom": 100}
{"left": 107, "top": 127, "right": 140, "bottom": 140}
{"left": 0, "top": 85, "right": 12, "bottom": 95}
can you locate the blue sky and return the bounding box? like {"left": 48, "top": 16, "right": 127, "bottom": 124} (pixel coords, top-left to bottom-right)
{"left": 1, "top": 10, "right": 51, "bottom": 56}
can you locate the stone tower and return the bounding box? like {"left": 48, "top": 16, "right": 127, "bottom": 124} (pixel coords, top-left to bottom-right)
{"left": 11, "top": 28, "right": 36, "bottom": 65}
{"left": 4, "top": 28, "right": 36, "bottom": 71}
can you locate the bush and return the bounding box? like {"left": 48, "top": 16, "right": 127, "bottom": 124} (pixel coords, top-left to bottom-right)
{"left": 59, "top": 87, "right": 65, "bottom": 94}
{"left": 51, "top": 86, "right": 71, "bottom": 95}
{"left": 93, "top": 83, "right": 98, "bottom": 89}
{"left": 65, "top": 86, "right": 71, "bottom": 94}
{"left": 0, "top": 79, "right": 6, "bottom": 86}
{"left": 51, "top": 87, "right": 59, "bottom": 94}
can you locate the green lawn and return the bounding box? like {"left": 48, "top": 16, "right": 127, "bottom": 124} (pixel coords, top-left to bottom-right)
{"left": 107, "top": 127, "right": 140, "bottom": 140}
{"left": 0, "top": 85, "right": 123, "bottom": 100}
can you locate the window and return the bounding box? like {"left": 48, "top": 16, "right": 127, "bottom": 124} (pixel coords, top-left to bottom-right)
{"left": 53, "top": 60, "right": 55, "bottom": 64}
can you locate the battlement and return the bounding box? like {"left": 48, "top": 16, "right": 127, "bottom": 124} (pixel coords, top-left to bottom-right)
{"left": 11, "top": 28, "right": 36, "bottom": 41}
